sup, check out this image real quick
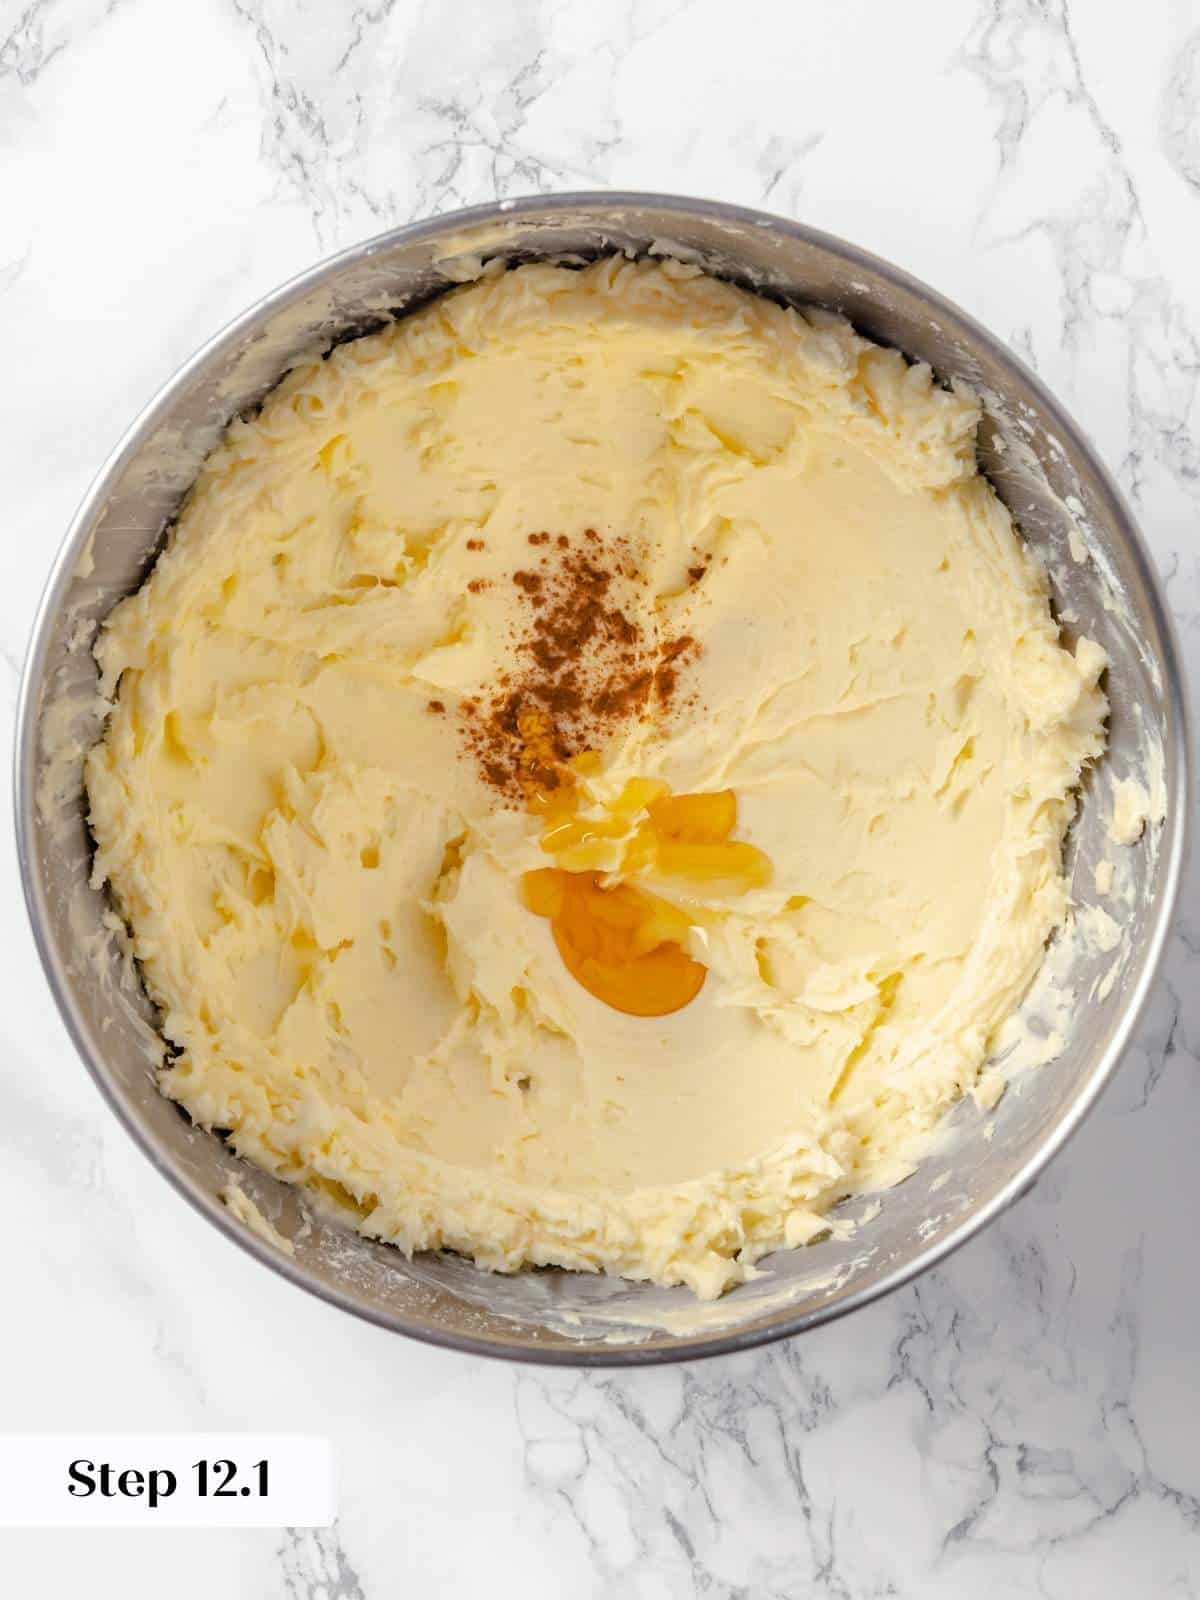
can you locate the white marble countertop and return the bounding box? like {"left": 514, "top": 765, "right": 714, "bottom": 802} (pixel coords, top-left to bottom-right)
{"left": 3, "top": 1, "right": 1199, "bottom": 1593}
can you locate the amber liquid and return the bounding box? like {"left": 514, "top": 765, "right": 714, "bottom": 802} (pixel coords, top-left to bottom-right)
{"left": 521, "top": 773, "right": 771, "bottom": 1017}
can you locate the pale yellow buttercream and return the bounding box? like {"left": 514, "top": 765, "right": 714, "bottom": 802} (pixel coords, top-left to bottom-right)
{"left": 86, "top": 258, "right": 1107, "bottom": 1297}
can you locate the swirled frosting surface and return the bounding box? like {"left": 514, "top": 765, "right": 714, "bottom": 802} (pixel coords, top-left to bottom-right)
{"left": 87, "top": 258, "right": 1106, "bottom": 1296}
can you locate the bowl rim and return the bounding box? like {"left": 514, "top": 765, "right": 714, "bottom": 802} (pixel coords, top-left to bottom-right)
{"left": 14, "top": 190, "right": 1193, "bottom": 1365}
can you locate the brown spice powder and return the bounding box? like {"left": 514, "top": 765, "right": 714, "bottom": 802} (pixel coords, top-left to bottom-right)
{"left": 458, "top": 529, "right": 700, "bottom": 802}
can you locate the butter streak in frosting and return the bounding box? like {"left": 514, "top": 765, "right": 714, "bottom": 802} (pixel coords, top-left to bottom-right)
{"left": 86, "top": 257, "right": 1108, "bottom": 1298}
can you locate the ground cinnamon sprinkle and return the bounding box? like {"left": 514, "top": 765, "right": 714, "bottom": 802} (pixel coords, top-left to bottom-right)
{"left": 458, "top": 528, "right": 700, "bottom": 802}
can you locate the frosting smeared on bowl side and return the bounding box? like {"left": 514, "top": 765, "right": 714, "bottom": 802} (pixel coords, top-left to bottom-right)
{"left": 85, "top": 257, "right": 1107, "bottom": 1298}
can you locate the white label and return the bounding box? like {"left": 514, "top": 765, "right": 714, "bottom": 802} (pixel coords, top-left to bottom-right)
{"left": 0, "top": 1434, "right": 335, "bottom": 1527}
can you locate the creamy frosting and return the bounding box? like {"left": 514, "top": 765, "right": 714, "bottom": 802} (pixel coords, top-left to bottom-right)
{"left": 86, "top": 257, "right": 1107, "bottom": 1298}
{"left": 220, "top": 1181, "right": 294, "bottom": 1256}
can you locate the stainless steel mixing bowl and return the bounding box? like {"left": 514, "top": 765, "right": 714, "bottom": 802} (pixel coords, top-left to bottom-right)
{"left": 15, "top": 195, "right": 1189, "bottom": 1364}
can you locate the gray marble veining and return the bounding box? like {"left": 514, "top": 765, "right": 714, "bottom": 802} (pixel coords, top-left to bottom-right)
{"left": 2, "top": 1, "right": 1198, "bottom": 1594}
